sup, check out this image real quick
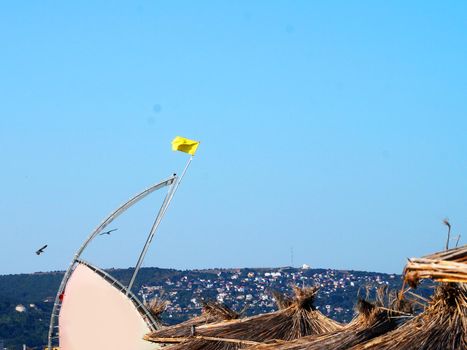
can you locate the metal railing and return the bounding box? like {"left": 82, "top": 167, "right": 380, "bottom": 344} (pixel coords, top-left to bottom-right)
{"left": 76, "top": 259, "right": 163, "bottom": 330}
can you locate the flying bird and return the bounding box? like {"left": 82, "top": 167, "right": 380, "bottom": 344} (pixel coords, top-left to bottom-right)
{"left": 36, "top": 245, "right": 48, "bottom": 255}
{"left": 99, "top": 228, "right": 118, "bottom": 236}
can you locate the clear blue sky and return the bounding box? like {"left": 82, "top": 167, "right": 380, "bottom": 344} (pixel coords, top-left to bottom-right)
{"left": 1, "top": 1, "right": 466, "bottom": 275}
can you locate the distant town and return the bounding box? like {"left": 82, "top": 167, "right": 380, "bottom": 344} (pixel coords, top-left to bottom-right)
{"left": 136, "top": 265, "right": 406, "bottom": 324}
{"left": 0, "top": 265, "right": 433, "bottom": 349}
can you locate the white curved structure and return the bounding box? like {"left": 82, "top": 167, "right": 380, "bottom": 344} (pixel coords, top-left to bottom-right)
{"left": 48, "top": 174, "right": 186, "bottom": 349}
{"left": 59, "top": 263, "right": 158, "bottom": 350}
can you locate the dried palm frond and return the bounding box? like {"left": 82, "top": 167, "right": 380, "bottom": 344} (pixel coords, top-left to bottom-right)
{"left": 404, "top": 244, "right": 467, "bottom": 287}
{"left": 146, "top": 300, "right": 240, "bottom": 341}
{"left": 271, "top": 290, "right": 293, "bottom": 310}
{"left": 146, "top": 286, "right": 342, "bottom": 349}
{"left": 145, "top": 296, "right": 169, "bottom": 322}
{"left": 422, "top": 244, "right": 467, "bottom": 263}
{"left": 244, "top": 287, "right": 411, "bottom": 350}
{"left": 443, "top": 218, "right": 452, "bottom": 250}
{"left": 349, "top": 283, "right": 466, "bottom": 350}
{"left": 404, "top": 258, "right": 467, "bottom": 287}
{"left": 203, "top": 300, "right": 240, "bottom": 320}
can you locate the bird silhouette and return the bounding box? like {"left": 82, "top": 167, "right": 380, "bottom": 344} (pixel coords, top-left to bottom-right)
{"left": 36, "top": 245, "right": 48, "bottom": 255}
{"left": 99, "top": 228, "right": 118, "bottom": 236}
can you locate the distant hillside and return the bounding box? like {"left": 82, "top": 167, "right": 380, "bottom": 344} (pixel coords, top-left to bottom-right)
{"left": 0, "top": 266, "right": 433, "bottom": 350}
{"left": 0, "top": 267, "right": 178, "bottom": 304}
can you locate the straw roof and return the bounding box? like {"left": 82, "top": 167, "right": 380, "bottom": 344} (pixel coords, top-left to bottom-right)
{"left": 404, "top": 245, "right": 467, "bottom": 286}
{"left": 404, "top": 259, "right": 467, "bottom": 285}
{"left": 348, "top": 283, "right": 466, "bottom": 350}
{"left": 244, "top": 287, "right": 410, "bottom": 350}
{"left": 146, "top": 300, "right": 240, "bottom": 341}
{"left": 145, "top": 297, "right": 169, "bottom": 323}
{"left": 423, "top": 244, "right": 467, "bottom": 263}
{"left": 145, "top": 286, "right": 342, "bottom": 349}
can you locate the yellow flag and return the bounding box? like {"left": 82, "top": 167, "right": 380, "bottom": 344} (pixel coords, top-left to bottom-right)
{"left": 171, "top": 136, "right": 200, "bottom": 155}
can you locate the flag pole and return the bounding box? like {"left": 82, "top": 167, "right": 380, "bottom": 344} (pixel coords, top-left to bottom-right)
{"left": 176, "top": 155, "right": 194, "bottom": 189}
{"left": 126, "top": 155, "right": 194, "bottom": 293}
{"left": 157, "top": 155, "right": 194, "bottom": 224}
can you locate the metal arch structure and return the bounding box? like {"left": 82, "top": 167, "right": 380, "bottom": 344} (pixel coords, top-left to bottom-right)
{"left": 47, "top": 175, "right": 177, "bottom": 349}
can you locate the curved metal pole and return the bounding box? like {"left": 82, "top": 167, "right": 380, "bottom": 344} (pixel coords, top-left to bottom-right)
{"left": 47, "top": 175, "right": 176, "bottom": 349}
{"left": 127, "top": 156, "right": 193, "bottom": 293}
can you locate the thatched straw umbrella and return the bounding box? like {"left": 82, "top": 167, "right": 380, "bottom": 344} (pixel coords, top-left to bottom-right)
{"left": 145, "top": 300, "right": 240, "bottom": 342}
{"left": 404, "top": 244, "right": 467, "bottom": 285}
{"left": 244, "top": 287, "right": 409, "bottom": 350}
{"left": 145, "top": 286, "right": 342, "bottom": 349}
{"left": 348, "top": 283, "right": 466, "bottom": 350}
{"left": 423, "top": 244, "right": 467, "bottom": 263}
{"left": 145, "top": 297, "right": 169, "bottom": 324}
